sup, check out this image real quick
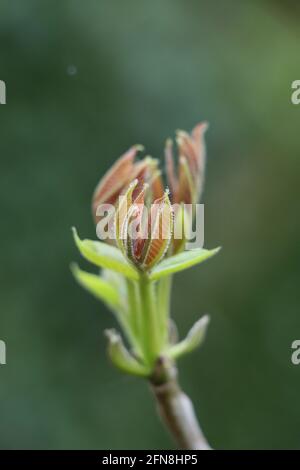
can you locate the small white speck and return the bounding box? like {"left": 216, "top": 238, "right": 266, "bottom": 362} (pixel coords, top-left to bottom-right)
{"left": 67, "top": 65, "right": 78, "bottom": 76}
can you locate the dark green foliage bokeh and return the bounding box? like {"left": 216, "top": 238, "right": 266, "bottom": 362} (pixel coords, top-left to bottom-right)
{"left": 0, "top": 0, "right": 299, "bottom": 449}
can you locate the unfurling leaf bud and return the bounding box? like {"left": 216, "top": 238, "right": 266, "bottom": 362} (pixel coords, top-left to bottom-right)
{"left": 165, "top": 122, "right": 208, "bottom": 205}
{"left": 92, "top": 146, "right": 164, "bottom": 224}
{"left": 166, "top": 315, "right": 210, "bottom": 360}
{"left": 72, "top": 121, "right": 221, "bottom": 409}
{"left": 115, "top": 181, "right": 174, "bottom": 271}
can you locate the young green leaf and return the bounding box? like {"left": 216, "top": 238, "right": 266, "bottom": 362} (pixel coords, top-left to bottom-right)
{"left": 72, "top": 227, "right": 139, "bottom": 280}
{"left": 105, "top": 329, "right": 151, "bottom": 377}
{"left": 149, "top": 247, "right": 221, "bottom": 281}
{"left": 71, "top": 264, "right": 120, "bottom": 311}
{"left": 166, "top": 315, "right": 210, "bottom": 360}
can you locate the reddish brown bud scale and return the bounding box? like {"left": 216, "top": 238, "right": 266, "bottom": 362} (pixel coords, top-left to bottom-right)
{"left": 165, "top": 122, "right": 208, "bottom": 206}
{"left": 92, "top": 147, "right": 137, "bottom": 222}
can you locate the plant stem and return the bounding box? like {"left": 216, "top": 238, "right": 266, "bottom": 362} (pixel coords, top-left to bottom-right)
{"left": 150, "top": 358, "right": 211, "bottom": 450}
{"left": 139, "top": 275, "right": 160, "bottom": 365}
{"left": 124, "top": 279, "right": 144, "bottom": 358}
{"left": 126, "top": 279, "right": 140, "bottom": 337}
{"left": 157, "top": 276, "right": 173, "bottom": 346}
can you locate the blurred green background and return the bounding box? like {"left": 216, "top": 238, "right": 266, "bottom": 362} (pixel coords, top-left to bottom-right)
{"left": 0, "top": 0, "right": 299, "bottom": 450}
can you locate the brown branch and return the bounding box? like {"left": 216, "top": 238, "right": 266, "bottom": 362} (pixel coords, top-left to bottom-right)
{"left": 150, "top": 358, "right": 211, "bottom": 450}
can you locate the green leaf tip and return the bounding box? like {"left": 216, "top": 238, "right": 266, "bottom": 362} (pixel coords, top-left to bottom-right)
{"left": 105, "top": 329, "right": 151, "bottom": 377}
{"left": 72, "top": 227, "right": 139, "bottom": 280}
{"left": 166, "top": 315, "right": 210, "bottom": 360}
{"left": 71, "top": 263, "right": 120, "bottom": 311}
{"left": 149, "top": 246, "right": 221, "bottom": 281}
